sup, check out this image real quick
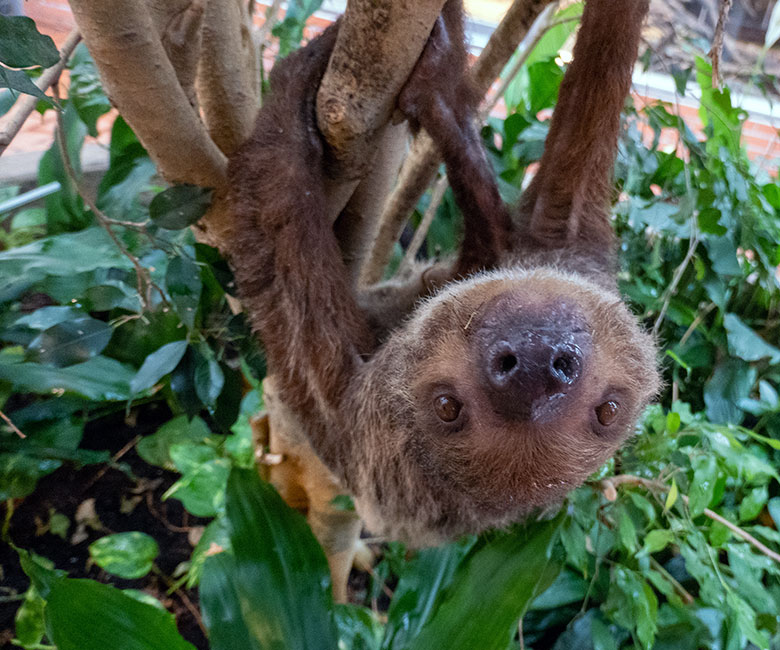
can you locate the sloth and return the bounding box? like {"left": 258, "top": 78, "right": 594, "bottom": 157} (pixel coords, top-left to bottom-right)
{"left": 227, "top": 0, "right": 660, "bottom": 545}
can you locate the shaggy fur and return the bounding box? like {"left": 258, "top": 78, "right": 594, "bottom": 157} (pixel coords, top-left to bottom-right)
{"left": 228, "top": 0, "right": 659, "bottom": 544}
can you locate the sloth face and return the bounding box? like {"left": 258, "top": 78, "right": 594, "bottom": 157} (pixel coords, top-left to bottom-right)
{"left": 387, "top": 267, "right": 660, "bottom": 537}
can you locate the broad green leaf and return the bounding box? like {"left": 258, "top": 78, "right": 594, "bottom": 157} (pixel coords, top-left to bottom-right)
{"left": 704, "top": 359, "right": 757, "bottom": 424}
{"left": 641, "top": 529, "right": 675, "bottom": 554}
{"left": 0, "top": 355, "right": 134, "bottom": 400}
{"left": 335, "top": 605, "right": 383, "bottom": 650}
{"left": 0, "top": 16, "right": 59, "bottom": 68}
{"left": 530, "top": 569, "right": 587, "bottom": 610}
{"left": 607, "top": 568, "right": 658, "bottom": 649}
{"left": 688, "top": 455, "right": 719, "bottom": 517}
{"left": 738, "top": 485, "right": 768, "bottom": 522}
{"left": 137, "top": 415, "right": 212, "bottom": 469}
{"left": 382, "top": 540, "right": 475, "bottom": 650}
{"left": 768, "top": 497, "right": 780, "bottom": 528}
{"left": 166, "top": 254, "right": 201, "bottom": 329}
{"left": 405, "top": 519, "right": 562, "bottom": 650}
{"left": 200, "top": 468, "right": 339, "bottom": 650}
{"left": 723, "top": 313, "right": 780, "bottom": 364}
{"left": 200, "top": 552, "right": 262, "bottom": 650}
{"left": 0, "top": 226, "right": 131, "bottom": 280}
{"left": 28, "top": 317, "right": 113, "bottom": 367}
{"left": 89, "top": 532, "right": 160, "bottom": 579}
{"left": 164, "top": 445, "right": 229, "bottom": 517}
{"left": 0, "top": 417, "right": 83, "bottom": 500}
{"left": 46, "top": 578, "right": 196, "bottom": 650}
{"left": 0, "top": 64, "right": 51, "bottom": 101}
{"left": 194, "top": 351, "right": 224, "bottom": 408}
{"left": 14, "top": 584, "right": 46, "bottom": 647}
{"left": 130, "top": 340, "right": 188, "bottom": 395}
{"left": 149, "top": 185, "right": 213, "bottom": 230}
{"left": 14, "top": 306, "right": 86, "bottom": 330}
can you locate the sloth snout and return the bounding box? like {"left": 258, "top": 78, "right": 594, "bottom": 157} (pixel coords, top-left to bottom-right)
{"left": 478, "top": 307, "right": 592, "bottom": 421}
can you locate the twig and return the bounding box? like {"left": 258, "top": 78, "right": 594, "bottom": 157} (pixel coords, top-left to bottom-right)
{"left": 152, "top": 565, "right": 208, "bottom": 637}
{"left": 0, "top": 29, "right": 81, "bottom": 156}
{"left": 53, "top": 85, "right": 166, "bottom": 310}
{"left": 601, "top": 474, "right": 780, "bottom": 565}
{"left": 480, "top": 5, "right": 564, "bottom": 120}
{"left": 708, "top": 0, "right": 733, "bottom": 88}
{"left": 652, "top": 227, "right": 699, "bottom": 337}
{"left": 649, "top": 557, "right": 695, "bottom": 604}
{"left": 679, "top": 302, "right": 716, "bottom": 346}
{"left": 256, "top": 0, "right": 283, "bottom": 48}
{"left": 0, "top": 409, "right": 25, "bottom": 439}
{"left": 399, "top": 175, "right": 450, "bottom": 272}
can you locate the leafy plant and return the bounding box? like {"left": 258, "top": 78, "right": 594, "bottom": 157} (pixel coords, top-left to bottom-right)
{"left": 2, "top": 4, "right": 780, "bottom": 650}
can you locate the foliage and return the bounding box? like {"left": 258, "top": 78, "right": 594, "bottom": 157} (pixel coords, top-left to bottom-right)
{"left": 2, "top": 4, "right": 780, "bottom": 650}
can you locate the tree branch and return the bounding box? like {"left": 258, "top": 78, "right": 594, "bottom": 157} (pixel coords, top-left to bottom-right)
{"left": 316, "top": 0, "right": 448, "bottom": 179}
{"left": 359, "top": 0, "right": 557, "bottom": 285}
{"left": 601, "top": 474, "right": 780, "bottom": 565}
{"left": 68, "top": 0, "right": 227, "bottom": 188}
{"left": 0, "top": 29, "right": 81, "bottom": 156}
{"left": 197, "top": 0, "right": 260, "bottom": 155}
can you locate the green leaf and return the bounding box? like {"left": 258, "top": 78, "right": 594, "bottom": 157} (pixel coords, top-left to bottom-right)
{"left": 335, "top": 605, "right": 383, "bottom": 650}
{"left": 46, "top": 578, "right": 196, "bottom": 650}
{"left": 200, "top": 468, "right": 339, "bottom": 650}
{"left": 14, "top": 306, "right": 86, "bottom": 330}
{"left": 704, "top": 359, "right": 757, "bottom": 424}
{"left": 723, "top": 313, "right": 780, "bottom": 364}
{"left": 0, "top": 355, "right": 134, "bottom": 400}
{"left": 89, "top": 532, "right": 160, "bottom": 579}
{"left": 194, "top": 350, "right": 224, "bottom": 408}
{"left": 14, "top": 584, "right": 46, "bottom": 647}
{"left": 28, "top": 317, "right": 113, "bottom": 367}
{"left": 665, "top": 479, "right": 679, "bottom": 511}
{"left": 149, "top": 185, "right": 213, "bottom": 230}
{"left": 404, "top": 520, "right": 562, "bottom": 650}
{"left": 688, "top": 455, "right": 719, "bottom": 517}
{"left": 0, "top": 64, "right": 51, "bottom": 102}
{"left": 137, "top": 415, "right": 212, "bottom": 469}
{"left": 768, "top": 496, "right": 780, "bottom": 528}
{"left": 166, "top": 254, "right": 201, "bottom": 329}
{"left": 0, "top": 227, "right": 133, "bottom": 281}
{"left": 164, "top": 445, "right": 229, "bottom": 517}
{"left": 0, "top": 15, "right": 59, "bottom": 68}
{"left": 738, "top": 485, "right": 768, "bottom": 522}
{"left": 130, "top": 340, "right": 188, "bottom": 395}
{"left": 272, "top": 0, "right": 325, "bottom": 56}
{"left": 642, "top": 529, "right": 674, "bottom": 554}
{"left": 382, "top": 540, "right": 475, "bottom": 650}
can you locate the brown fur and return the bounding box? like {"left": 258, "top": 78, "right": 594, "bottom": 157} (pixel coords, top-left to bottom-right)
{"left": 228, "top": 0, "right": 659, "bottom": 545}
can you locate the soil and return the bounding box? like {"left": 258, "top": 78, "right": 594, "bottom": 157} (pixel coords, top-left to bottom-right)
{"left": 0, "top": 402, "right": 210, "bottom": 650}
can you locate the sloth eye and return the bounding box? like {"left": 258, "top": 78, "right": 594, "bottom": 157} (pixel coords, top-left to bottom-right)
{"left": 595, "top": 400, "right": 620, "bottom": 426}
{"left": 434, "top": 395, "right": 462, "bottom": 422}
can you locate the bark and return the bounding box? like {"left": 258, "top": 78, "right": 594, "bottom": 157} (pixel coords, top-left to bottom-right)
{"left": 68, "top": 0, "right": 227, "bottom": 188}
{"left": 197, "top": 0, "right": 260, "bottom": 155}
{"left": 316, "top": 0, "right": 447, "bottom": 179}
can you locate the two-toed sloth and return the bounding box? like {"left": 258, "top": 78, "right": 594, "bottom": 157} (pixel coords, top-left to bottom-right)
{"left": 228, "top": 0, "right": 660, "bottom": 545}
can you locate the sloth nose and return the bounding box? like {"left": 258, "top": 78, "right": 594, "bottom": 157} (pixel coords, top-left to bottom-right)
{"left": 478, "top": 308, "right": 592, "bottom": 420}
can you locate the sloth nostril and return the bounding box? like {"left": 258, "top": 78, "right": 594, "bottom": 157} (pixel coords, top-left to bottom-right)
{"left": 499, "top": 354, "right": 517, "bottom": 374}
{"left": 550, "top": 347, "right": 581, "bottom": 385}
